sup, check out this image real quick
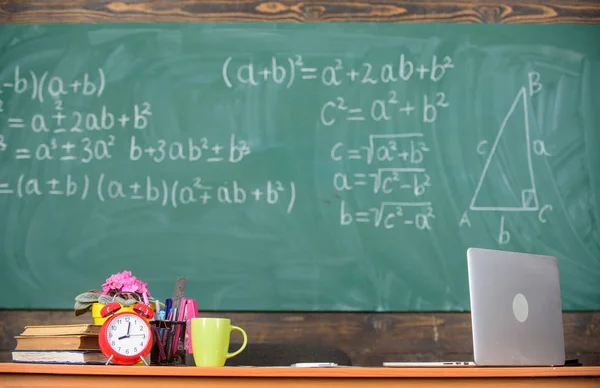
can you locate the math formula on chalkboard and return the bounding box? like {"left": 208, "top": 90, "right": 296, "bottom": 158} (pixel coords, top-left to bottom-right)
{"left": 0, "top": 56, "right": 553, "bottom": 237}
{"left": 0, "top": 66, "right": 296, "bottom": 212}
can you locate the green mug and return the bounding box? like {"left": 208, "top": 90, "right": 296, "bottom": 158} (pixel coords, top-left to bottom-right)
{"left": 190, "top": 317, "right": 248, "bottom": 367}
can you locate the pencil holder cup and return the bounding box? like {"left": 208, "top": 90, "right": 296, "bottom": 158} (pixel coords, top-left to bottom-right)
{"left": 149, "top": 320, "right": 187, "bottom": 366}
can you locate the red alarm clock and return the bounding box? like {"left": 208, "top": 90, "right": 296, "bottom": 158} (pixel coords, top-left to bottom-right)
{"left": 98, "top": 302, "right": 154, "bottom": 365}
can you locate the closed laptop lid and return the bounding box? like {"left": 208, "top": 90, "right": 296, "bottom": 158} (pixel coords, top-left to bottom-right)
{"left": 467, "top": 248, "right": 565, "bottom": 366}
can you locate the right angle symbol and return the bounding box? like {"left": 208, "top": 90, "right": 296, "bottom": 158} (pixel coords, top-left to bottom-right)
{"left": 469, "top": 87, "right": 539, "bottom": 212}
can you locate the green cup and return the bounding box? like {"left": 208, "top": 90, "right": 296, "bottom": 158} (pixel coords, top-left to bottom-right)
{"left": 190, "top": 317, "right": 248, "bottom": 367}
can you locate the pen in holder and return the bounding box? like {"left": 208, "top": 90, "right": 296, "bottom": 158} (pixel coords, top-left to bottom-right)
{"left": 150, "top": 320, "right": 186, "bottom": 366}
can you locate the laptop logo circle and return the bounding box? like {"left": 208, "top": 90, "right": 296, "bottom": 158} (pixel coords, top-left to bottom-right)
{"left": 512, "top": 293, "right": 529, "bottom": 322}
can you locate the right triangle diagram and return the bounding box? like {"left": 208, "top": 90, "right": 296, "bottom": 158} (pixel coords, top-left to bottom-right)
{"left": 469, "top": 87, "right": 539, "bottom": 212}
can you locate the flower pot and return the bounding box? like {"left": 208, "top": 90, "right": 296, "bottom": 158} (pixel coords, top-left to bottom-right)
{"left": 91, "top": 302, "right": 136, "bottom": 325}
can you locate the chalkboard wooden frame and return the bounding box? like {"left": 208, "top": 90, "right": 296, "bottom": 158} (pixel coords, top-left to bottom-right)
{"left": 1, "top": 0, "right": 599, "bottom": 24}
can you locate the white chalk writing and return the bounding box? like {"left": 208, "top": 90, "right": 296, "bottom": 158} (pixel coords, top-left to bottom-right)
{"left": 222, "top": 55, "right": 455, "bottom": 89}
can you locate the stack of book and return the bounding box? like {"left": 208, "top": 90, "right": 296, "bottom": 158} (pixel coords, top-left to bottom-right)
{"left": 11, "top": 324, "right": 108, "bottom": 364}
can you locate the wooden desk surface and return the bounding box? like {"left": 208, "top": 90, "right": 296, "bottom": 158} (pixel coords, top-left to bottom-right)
{"left": 1, "top": 363, "right": 600, "bottom": 388}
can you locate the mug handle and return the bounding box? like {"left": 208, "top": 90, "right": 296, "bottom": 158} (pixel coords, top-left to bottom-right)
{"left": 226, "top": 326, "right": 248, "bottom": 359}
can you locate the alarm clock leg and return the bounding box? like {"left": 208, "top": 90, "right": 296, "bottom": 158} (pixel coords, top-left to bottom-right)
{"left": 105, "top": 354, "right": 114, "bottom": 366}
{"left": 140, "top": 355, "right": 149, "bottom": 366}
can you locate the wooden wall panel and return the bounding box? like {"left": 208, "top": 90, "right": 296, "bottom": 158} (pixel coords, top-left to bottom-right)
{"left": 1, "top": 310, "right": 599, "bottom": 366}
{"left": 0, "top": 0, "right": 599, "bottom": 24}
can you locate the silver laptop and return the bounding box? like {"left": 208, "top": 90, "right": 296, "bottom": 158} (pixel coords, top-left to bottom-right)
{"left": 467, "top": 247, "right": 565, "bottom": 366}
{"left": 384, "top": 248, "right": 565, "bottom": 367}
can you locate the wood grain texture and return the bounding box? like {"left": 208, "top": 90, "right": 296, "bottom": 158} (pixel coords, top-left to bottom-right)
{"left": 2, "top": 363, "right": 600, "bottom": 377}
{"left": 0, "top": 0, "right": 599, "bottom": 24}
{"left": 1, "top": 374, "right": 599, "bottom": 388}
{"left": 1, "top": 364, "right": 599, "bottom": 388}
{"left": 1, "top": 310, "right": 599, "bottom": 366}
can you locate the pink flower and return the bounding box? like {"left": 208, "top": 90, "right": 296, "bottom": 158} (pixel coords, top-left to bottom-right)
{"left": 100, "top": 270, "right": 150, "bottom": 298}
{"left": 101, "top": 275, "right": 124, "bottom": 295}
{"left": 121, "top": 277, "right": 139, "bottom": 293}
{"left": 135, "top": 279, "right": 149, "bottom": 295}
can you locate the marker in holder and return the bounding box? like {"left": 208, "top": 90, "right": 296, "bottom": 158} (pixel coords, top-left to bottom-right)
{"left": 150, "top": 320, "right": 186, "bottom": 366}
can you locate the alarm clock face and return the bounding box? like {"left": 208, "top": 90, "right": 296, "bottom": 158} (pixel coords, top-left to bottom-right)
{"left": 105, "top": 312, "right": 151, "bottom": 357}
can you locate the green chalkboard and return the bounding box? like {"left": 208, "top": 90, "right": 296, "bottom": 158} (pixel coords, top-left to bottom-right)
{"left": 0, "top": 23, "right": 598, "bottom": 311}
